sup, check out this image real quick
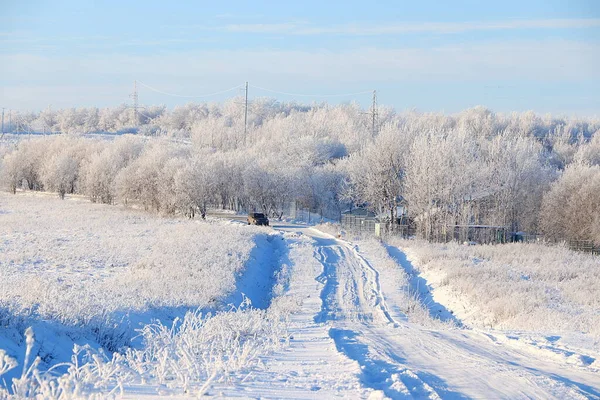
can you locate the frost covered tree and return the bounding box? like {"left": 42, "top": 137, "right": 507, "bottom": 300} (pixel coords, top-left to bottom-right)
{"left": 573, "top": 131, "right": 600, "bottom": 166}
{"left": 0, "top": 150, "right": 25, "bottom": 194}
{"left": 83, "top": 137, "right": 144, "bottom": 204}
{"left": 7, "top": 138, "right": 48, "bottom": 191}
{"left": 41, "top": 151, "right": 80, "bottom": 199}
{"left": 541, "top": 163, "right": 600, "bottom": 245}
{"left": 3, "top": 104, "right": 600, "bottom": 242}
{"left": 115, "top": 141, "right": 186, "bottom": 211}
{"left": 485, "top": 133, "right": 553, "bottom": 233}
{"left": 343, "top": 124, "right": 412, "bottom": 227}
{"left": 173, "top": 157, "right": 215, "bottom": 218}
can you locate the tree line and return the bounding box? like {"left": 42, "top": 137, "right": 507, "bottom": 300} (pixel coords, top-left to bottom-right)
{"left": 1, "top": 102, "right": 599, "bottom": 246}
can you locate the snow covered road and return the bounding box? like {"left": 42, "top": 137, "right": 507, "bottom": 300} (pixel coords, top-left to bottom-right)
{"left": 225, "top": 224, "right": 600, "bottom": 399}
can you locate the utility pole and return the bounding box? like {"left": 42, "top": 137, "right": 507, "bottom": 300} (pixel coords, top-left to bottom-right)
{"left": 244, "top": 81, "right": 248, "bottom": 142}
{"left": 1, "top": 108, "right": 4, "bottom": 135}
{"left": 371, "top": 90, "right": 378, "bottom": 137}
{"left": 8, "top": 110, "right": 11, "bottom": 134}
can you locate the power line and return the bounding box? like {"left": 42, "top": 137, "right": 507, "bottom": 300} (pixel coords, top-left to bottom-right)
{"left": 137, "top": 81, "right": 244, "bottom": 98}
{"left": 138, "top": 110, "right": 155, "bottom": 120}
{"left": 249, "top": 84, "right": 373, "bottom": 98}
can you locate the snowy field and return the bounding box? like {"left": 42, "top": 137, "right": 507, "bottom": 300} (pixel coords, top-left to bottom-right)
{"left": 387, "top": 238, "right": 600, "bottom": 336}
{"left": 0, "top": 192, "right": 291, "bottom": 397}
{"left": 1, "top": 194, "right": 600, "bottom": 398}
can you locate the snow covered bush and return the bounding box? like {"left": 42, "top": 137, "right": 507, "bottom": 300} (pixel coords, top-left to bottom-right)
{"left": 0, "top": 137, "right": 47, "bottom": 192}
{"left": 1, "top": 305, "right": 290, "bottom": 398}
{"left": 541, "top": 163, "right": 600, "bottom": 245}
{"left": 82, "top": 136, "right": 144, "bottom": 204}
{"left": 573, "top": 131, "right": 600, "bottom": 166}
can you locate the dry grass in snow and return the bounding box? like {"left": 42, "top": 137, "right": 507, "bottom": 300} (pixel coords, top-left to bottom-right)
{"left": 0, "top": 191, "right": 270, "bottom": 358}
{"left": 0, "top": 191, "right": 294, "bottom": 398}
{"left": 387, "top": 238, "right": 600, "bottom": 335}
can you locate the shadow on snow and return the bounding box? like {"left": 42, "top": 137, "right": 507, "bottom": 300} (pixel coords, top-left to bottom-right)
{"left": 385, "top": 244, "right": 462, "bottom": 327}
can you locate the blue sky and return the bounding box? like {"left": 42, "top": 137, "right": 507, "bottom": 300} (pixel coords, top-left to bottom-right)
{"left": 1, "top": 0, "right": 599, "bottom": 115}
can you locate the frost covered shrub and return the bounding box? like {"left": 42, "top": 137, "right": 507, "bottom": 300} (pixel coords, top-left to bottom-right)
{"left": 541, "top": 163, "right": 600, "bottom": 245}
{"left": 129, "top": 305, "right": 289, "bottom": 389}
{"left": 0, "top": 136, "right": 102, "bottom": 198}
{"left": 0, "top": 137, "right": 48, "bottom": 192}
{"left": 0, "top": 217, "right": 296, "bottom": 398}
{"left": 389, "top": 238, "right": 600, "bottom": 335}
{"left": 0, "top": 305, "right": 290, "bottom": 398}
{"left": 82, "top": 136, "right": 144, "bottom": 204}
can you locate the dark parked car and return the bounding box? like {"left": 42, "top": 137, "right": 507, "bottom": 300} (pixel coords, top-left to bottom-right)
{"left": 247, "top": 212, "right": 269, "bottom": 226}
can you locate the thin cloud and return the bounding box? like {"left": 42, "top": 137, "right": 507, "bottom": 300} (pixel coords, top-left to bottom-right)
{"left": 224, "top": 22, "right": 305, "bottom": 34}
{"left": 2, "top": 39, "right": 599, "bottom": 113}
{"left": 4, "top": 39, "right": 598, "bottom": 84}
{"left": 116, "top": 38, "right": 216, "bottom": 47}
{"left": 214, "top": 13, "right": 265, "bottom": 20}
{"left": 224, "top": 18, "right": 600, "bottom": 35}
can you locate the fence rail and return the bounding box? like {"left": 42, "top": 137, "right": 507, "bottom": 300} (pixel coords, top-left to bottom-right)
{"left": 568, "top": 240, "right": 600, "bottom": 255}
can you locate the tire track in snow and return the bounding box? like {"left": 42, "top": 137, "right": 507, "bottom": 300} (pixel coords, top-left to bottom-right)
{"left": 308, "top": 229, "right": 600, "bottom": 399}
{"left": 346, "top": 242, "right": 399, "bottom": 326}
{"left": 218, "top": 232, "right": 369, "bottom": 399}
{"left": 313, "top": 238, "right": 388, "bottom": 324}
{"left": 310, "top": 234, "right": 444, "bottom": 398}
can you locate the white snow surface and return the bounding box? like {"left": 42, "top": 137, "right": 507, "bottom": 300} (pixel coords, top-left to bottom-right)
{"left": 1, "top": 196, "right": 599, "bottom": 398}
{"left": 0, "top": 192, "right": 279, "bottom": 394}
{"left": 218, "top": 225, "right": 600, "bottom": 399}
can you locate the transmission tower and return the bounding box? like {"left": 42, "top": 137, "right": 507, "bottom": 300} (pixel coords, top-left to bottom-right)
{"left": 130, "top": 80, "right": 139, "bottom": 126}
{"left": 371, "top": 90, "right": 378, "bottom": 137}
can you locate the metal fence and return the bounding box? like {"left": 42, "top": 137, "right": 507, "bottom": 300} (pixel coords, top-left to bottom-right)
{"left": 341, "top": 214, "right": 378, "bottom": 233}
{"left": 568, "top": 240, "right": 600, "bottom": 255}
{"left": 445, "top": 225, "right": 509, "bottom": 244}
{"left": 288, "top": 202, "right": 342, "bottom": 224}
{"left": 341, "top": 217, "right": 413, "bottom": 239}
